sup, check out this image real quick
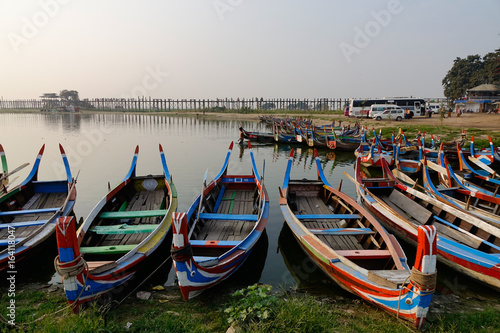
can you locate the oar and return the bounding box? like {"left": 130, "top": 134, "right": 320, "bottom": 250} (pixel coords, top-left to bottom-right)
{"left": 189, "top": 169, "right": 209, "bottom": 238}
{"left": 0, "top": 162, "right": 29, "bottom": 183}
{"left": 255, "top": 160, "right": 265, "bottom": 214}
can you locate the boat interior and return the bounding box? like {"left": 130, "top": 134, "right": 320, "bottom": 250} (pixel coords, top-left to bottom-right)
{"left": 0, "top": 181, "right": 68, "bottom": 250}
{"left": 286, "top": 180, "right": 397, "bottom": 271}
{"left": 373, "top": 186, "right": 500, "bottom": 254}
{"left": 188, "top": 177, "right": 260, "bottom": 258}
{"left": 80, "top": 176, "right": 168, "bottom": 260}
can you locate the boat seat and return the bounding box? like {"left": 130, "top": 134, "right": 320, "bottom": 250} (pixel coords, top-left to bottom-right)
{"left": 90, "top": 224, "right": 158, "bottom": 234}
{"left": 0, "top": 220, "right": 49, "bottom": 229}
{"left": 99, "top": 210, "right": 167, "bottom": 219}
{"left": 308, "top": 228, "right": 374, "bottom": 235}
{"left": 295, "top": 214, "right": 360, "bottom": 220}
{"left": 0, "top": 208, "right": 59, "bottom": 217}
{"left": 335, "top": 249, "right": 391, "bottom": 260}
{"left": 190, "top": 240, "right": 240, "bottom": 248}
{"left": 198, "top": 213, "right": 258, "bottom": 221}
{"left": 86, "top": 261, "right": 117, "bottom": 274}
{"left": 80, "top": 244, "right": 137, "bottom": 255}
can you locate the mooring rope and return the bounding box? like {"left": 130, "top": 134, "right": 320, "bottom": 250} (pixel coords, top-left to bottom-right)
{"left": 54, "top": 254, "right": 85, "bottom": 279}
{"left": 171, "top": 244, "right": 192, "bottom": 262}
{"left": 395, "top": 267, "right": 437, "bottom": 328}
{"left": 409, "top": 267, "right": 437, "bottom": 293}
{"left": 0, "top": 256, "right": 90, "bottom": 329}
{"left": 99, "top": 255, "right": 173, "bottom": 322}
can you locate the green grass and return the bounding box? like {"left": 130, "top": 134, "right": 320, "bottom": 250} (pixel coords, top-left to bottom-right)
{"left": 2, "top": 285, "right": 499, "bottom": 333}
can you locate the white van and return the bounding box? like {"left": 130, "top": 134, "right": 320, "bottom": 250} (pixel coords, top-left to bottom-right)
{"left": 369, "top": 104, "right": 405, "bottom": 121}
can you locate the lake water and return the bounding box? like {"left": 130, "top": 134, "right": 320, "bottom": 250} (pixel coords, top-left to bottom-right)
{"left": 1, "top": 112, "right": 498, "bottom": 308}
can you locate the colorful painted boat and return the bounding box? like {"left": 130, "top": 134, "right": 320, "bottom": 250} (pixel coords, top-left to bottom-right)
{"left": 436, "top": 144, "right": 500, "bottom": 200}
{"left": 456, "top": 142, "right": 500, "bottom": 185}
{"left": 355, "top": 139, "right": 396, "bottom": 168}
{"left": 239, "top": 126, "right": 274, "bottom": 144}
{"left": 417, "top": 158, "right": 500, "bottom": 226}
{"left": 0, "top": 144, "right": 7, "bottom": 194}
{"left": 394, "top": 138, "right": 423, "bottom": 175}
{"left": 55, "top": 144, "right": 176, "bottom": 313}
{"left": 470, "top": 136, "right": 500, "bottom": 166}
{"left": 349, "top": 156, "right": 500, "bottom": 291}
{"left": 0, "top": 144, "right": 76, "bottom": 271}
{"left": 171, "top": 141, "right": 269, "bottom": 299}
{"left": 280, "top": 148, "right": 437, "bottom": 328}
{"left": 0, "top": 145, "right": 30, "bottom": 196}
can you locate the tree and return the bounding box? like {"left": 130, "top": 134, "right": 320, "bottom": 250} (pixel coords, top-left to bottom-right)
{"left": 59, "top": 90, "right": 80, "bottom": 104}
{"left": 442, "top": 49, "right": 500, "bottom": 102}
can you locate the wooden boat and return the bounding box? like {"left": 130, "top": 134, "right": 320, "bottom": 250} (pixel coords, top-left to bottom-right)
{"left": 394, "top": 138, "right": 423, "bottom": 175}
{"left": 355, "top": 140, "right": 396, "bottom": 168}
{"left": 0, "top": 144, "right": 7, "bottom": 194}
{"left": 55, "top": 144, "right": 176, "bottom": 313}
{"left": 0, "top": 144, "right": 76, "bottom": 271}
{"left": 414, "top": 158, "right": 500, "bottom": 226}
{"left": 171, "top": 141, "right": 269, "bottom": 299}
{"left": 436, "top": 144, "right": 500, "bottom": 199}
{"left": 470, "top": 136, "right": 500, "bottom": 166}
{"left": 280, "top": 149, "right": 437, "bottom": 328}
{"left": 349, "top": 156, "right": 500, "bottom": 291}
{"left": 239, "top": 126, "right": 274, "bottom": 144}
{"left": 0, "top": 145, "right": 30, "bottom": 196}
{"left": 422, "top": 130, "right": 467, "bottom": 160}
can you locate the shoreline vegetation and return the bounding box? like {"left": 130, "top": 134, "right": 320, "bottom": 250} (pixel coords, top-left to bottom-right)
{"left": 1, "top": 281, "right": 500, "bottom": 333}
{"left": 1, "top": 109, "right": 500, "bottom": 332}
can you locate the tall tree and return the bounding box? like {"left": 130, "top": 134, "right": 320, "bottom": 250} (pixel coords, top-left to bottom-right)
{"left": 442, "top": 50, "right": 500, "bottom": 102}
{"left": 59, "top": 90, "right": 80, "bottom": 103}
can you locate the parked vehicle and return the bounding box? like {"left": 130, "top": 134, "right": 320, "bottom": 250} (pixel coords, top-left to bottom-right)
{"left": 368, "top": 104, "right": 405, "bottom": 121}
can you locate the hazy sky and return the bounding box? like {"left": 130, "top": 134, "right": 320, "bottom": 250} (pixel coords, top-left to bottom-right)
{"left": 1, "top": 0, "right": 499, "bottom": 100}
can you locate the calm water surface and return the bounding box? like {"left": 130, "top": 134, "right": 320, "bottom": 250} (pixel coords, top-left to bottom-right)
{"left": 1, "top": 113, "right": 498, "bottom": 308}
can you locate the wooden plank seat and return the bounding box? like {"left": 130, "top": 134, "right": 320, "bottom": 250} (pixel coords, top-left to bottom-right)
{"left": 368, "top": 270, "right": 411, "bottom": 289}
{"left": 308, "top": 227, "right": 375, "bottom": 235}
{"left": 90, "top": 224, "right": 158, "bottom": 234}
{"left": 0, "top": 207, "right": 59, "bottom": 217}
{"left": 198, "top": 213, "right": 258, "bottom": 221}
{"left": 0, "top": 238, "right": 25, "bottom": 246}
{"left": 433, "top": 215, "right": 500, "bottom": 252}
{"left": 0, "top": 220, "right": 49, "bottom": 229}
{"left": 80, "top": 244, "right": 137, "bottom": 255}
{"left": 86, "top": 260, "right": 117, "bottom": 274}
{"left": 335, "top": 249, "right": 391, "bottom": 260}
{"left": 295, "top": 214, "right": 360, "bottom": 220}
{"left": 190, "top": 240, "right": 240, "bottom": 248}
{"left": 99, "top": 210, "right": 167, "bottom": 219}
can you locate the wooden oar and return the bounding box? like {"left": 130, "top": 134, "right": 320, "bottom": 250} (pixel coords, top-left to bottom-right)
{"left": 189, "top": 169, "right": 208, "bottom": 238}
{"left": 0, "top": 162, "right": 29, "bottom": 183}
{"left": 256, "top": 160, "right": 265, "bottom": 214}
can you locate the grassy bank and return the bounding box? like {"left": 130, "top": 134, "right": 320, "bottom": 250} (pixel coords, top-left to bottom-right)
{"left": 1, "top": 283, "right": 499, "bottom": 332}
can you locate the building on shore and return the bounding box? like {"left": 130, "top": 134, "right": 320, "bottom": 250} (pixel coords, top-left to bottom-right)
{"left": 454, "top": 84, "right": 500, "bottom": 113}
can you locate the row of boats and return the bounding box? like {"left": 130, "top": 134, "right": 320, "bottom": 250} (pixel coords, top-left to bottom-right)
{"left": 1, "top": 133, "right": 499, "bottom": 328}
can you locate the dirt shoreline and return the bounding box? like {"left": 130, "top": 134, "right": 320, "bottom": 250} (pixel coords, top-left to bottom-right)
{"left": 172, "top": 111, "right": 500, "bottom": 131}
{"left": 3, "top": 109, "right": 500, "bottom": 131}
